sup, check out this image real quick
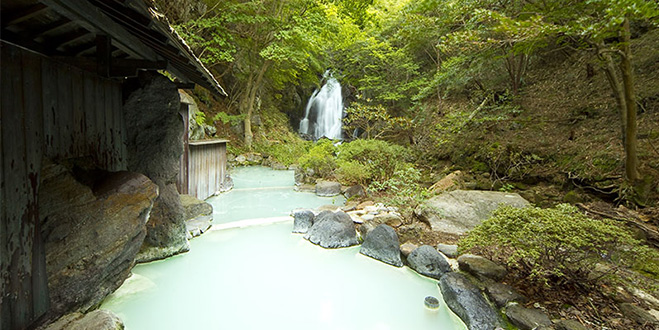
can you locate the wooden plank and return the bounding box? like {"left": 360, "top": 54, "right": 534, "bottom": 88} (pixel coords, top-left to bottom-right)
{"left": 71, "top": 67, "right": 85, "bottom": 155}
{"left": 0, "top": 43, "right": 9, "bottom": 330}
{"left": 83, "top": 71, "right": 96, "bottom": 159}
{"left": 219, "top": 142, "right": 227, "bottom": 186}
{"left": 103, "top": 79, "right": 113, "bottom": 168}
{"left": 42, "top": 57, "right": 58, "bottom": 159}
{"left": 118, "top": 83, "right": 128, "bottom": 170}
{"left": 111, "top": 82, "right": 125, "bottom": 170}
{"left": 20, "top": 47, "right": 49, "bottom": 319}
{"left": 1, "top": 40, "right": 32, "bottom": 330}
{"left": 57, "top": 64, "right": 74, "bottom": 157}
{"left": 94, "top": 76, "right": 107, "bottom": 167}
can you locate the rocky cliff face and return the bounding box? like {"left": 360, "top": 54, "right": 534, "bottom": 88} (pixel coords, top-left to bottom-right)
{"left": 39, "top": 162, "right": 158, "bottom": 319}
{"left": 123, "top": 72, "right": 189, "bottom": 262}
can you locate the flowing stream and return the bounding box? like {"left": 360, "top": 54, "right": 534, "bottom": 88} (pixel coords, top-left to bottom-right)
{"left": 299, "top": 72, "right": 343, "bottom": 140}
{"left": 101, "top": 167, "right": 466, "bottom": 330}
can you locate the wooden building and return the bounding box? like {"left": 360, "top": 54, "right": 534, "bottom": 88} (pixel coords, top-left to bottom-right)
{"left": 1, "top": 1, "right": 225, "bottom": 328}
{"left": 177, "top": 95, "right": 229, "bottom": 200}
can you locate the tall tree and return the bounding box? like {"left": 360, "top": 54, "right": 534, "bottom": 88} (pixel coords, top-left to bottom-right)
{"left": 178, "top": 0, "right": 339, "bottom": 147}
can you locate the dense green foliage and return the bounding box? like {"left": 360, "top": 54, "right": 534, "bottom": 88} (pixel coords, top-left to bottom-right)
{"left": 298, "top": 139, "right": 425, "bottom": 208}
{"left": 459, "top": 204, "right": 659, "bottom": 287}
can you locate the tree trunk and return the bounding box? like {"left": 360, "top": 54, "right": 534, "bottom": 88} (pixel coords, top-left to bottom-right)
{"left": 241, "top": 72, "right": 254, "bottom": 148}
{"left": 242, "top": 61, "right": 271, "bottom": 149}
{"left": 620, "top": 18, "right": 640, "bottom": 182}
{"left": 601, "top": 50, "right": 627, "bottom": 147}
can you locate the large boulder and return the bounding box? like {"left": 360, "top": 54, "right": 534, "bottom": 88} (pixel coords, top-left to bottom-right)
{"left": 407, "top": 245, "right": 451, "bottom": 279}
{"left": 429, "top": 170, "right": 465, "bottom": 193}
{"left": 436, "top": 244, "right": 458, "bottom": 258}
{"left": 305, "top": 210, "right": 359, "bottom": 248}
{"left": 123, "top": 72, "right": 189, "bottom": 262}
{"left": 181, "top": 194, "right": 213, "bottom": 239}
{"left": 180, "top": 194, "right": 213, "bottom": 220}
{"left": 458, "top": 254, "right": 507, "bottom": 281}
{"left": 438, "top": 272, "right": 502, "bottom": 330}
{"left": 344, "top": 185, "right": 366, "bottom": 199}
{"left": 40, "top": 310, "right": 124, "bottom": 330}
{"left": 292, "top": 209, "right": 315, "bottom": 234}
{"left": 505, "top": 304, "right": 552, "bottom": 330}
{"left": 315, "top": 180, "right": 342, "bottom": 197}
{"left": 415, "top": 190, "right": 530, "bottom": 235}
{"left": 484, "top": 282, "right": 527, "bottom": 308}
{"left": 360, "top": 224, "right": 403, "bottom": 267}
{"left": 39, "top": 163, "right": 158, "bottom": 318}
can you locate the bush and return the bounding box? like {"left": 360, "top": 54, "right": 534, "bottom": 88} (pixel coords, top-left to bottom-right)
{"left": 335, "top": 159, "right": 371, "bottom": 185}
{"left": 336, "top": 139, "right": 408, "bottom": 183}
{"left": 298, "top": 139, "right": 337, "bottom": 178}
{"left": 369, "top": 166, "right": 427, "bottom": 209}
{"left": 459, "top": 204, "right": 658, "bottom": 288}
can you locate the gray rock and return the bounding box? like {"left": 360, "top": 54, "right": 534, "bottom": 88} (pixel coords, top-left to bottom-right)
{"left": 39, "top": 164, "right": 158, "bottom": 318}
{"left": 293, "top": 209, "right": 315, "bottom": 234}
{"left": 344, "top": 184, "right": 366, "bottom": 199}
{"left": 186, "top": 215, "right": 213, "bottom": 239}
{"left": 458, "top": 254, "right": 507, "bottom": 281}
{"left": 356, "top": 221, "right": 377, "bottom": 238}
{"left": 505, "top": 304, "right": 552, "bottom": 330}
{"left": 436, "top": 244, "right": 459, "bottom": 258}
{"left": 136, "top": 184, "right": 190, "bottom": 263}
{"left": 373, "top": 213, "right": 403, "bottom": 227}
{"left": 41, "top": 310, "right": 124, "bottom": 330}
{"left": 414, "top": 190, "right": 530, "bottom": 234}
{"left": 315, "top": 180, "right": 342, "bottom": 197}
{"left": 424, "top": 296, "right": 440, "bottom": 309}
{"left": 439, "top": 272, "right": 502, "bottom": 330}
{"left": 124, "top": 72, "right": 189, "bottom": 261}
{"left": 554, "top": 319, "right": 589, "bottom": 330}
{"left": 408, "top": 245, "right": 451, "bottom": 279}
{"left": 400, "top": 242, "right": 418, "bottom": 257}
{"left": 305, "top": 211, "right": 359, "bottom": 248}
{"left": 484, "top": 282, "right": 526, "bottom": 308}
{"left": 271, "top": 161, "right": 288, "bottom": 170}
{"left": 618, "top": 303, "right": 659, "bottom": 325}
{"left": 251, "top": 114, "right": 262, "bottom": 126}
{"left": 245, "top": 152, "right": 263, "bottom": 164}
{"left": 180, "top": 194, "right": 213, "bottom": 220}
{"left": 360, "top": 224, "right": 403, "bottom": 267}
{"left": 316, "top": 204, "right": 341, "bottom": 212}
{"left": 219, "top": 175, "right": 234, "bottom": 192}
{"left": 204, "top": 124, "right": 217, "bottom": 137}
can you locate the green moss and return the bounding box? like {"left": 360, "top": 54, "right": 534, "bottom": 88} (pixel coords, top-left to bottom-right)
{"left": 459, "top": 204, "right": 659, "bottom": 288}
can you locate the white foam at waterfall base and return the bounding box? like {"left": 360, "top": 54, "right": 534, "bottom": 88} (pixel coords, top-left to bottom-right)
{"left": 299, "top": 73, "right": 343, "bottom": 140}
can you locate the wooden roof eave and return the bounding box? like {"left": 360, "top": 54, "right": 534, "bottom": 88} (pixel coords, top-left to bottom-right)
{"left": 40, "top": 0, "right": 160, "bottom": 61}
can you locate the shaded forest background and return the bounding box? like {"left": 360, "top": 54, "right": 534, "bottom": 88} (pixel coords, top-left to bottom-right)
{"left": 155, "top": 0, "right": 659, "bottom": 208}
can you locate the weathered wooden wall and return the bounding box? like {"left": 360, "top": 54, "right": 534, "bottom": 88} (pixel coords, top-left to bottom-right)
{"left": 176, "top": 104, "right": 190, "bottom": 195}
{"left": 1, "top": 41, "right": 126, "bottom": 329}
{"left": 186, "top": 140, "right": 228, "bottom": 200}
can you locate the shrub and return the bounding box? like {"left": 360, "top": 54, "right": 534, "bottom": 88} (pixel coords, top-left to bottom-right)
{"left": 459, "top": 204, "right": 658, "bottom": 288}
{"left": 335, "top": 159, "right": 371, "bottom": 185}
{"left": 337, "top": 139, "right": 408, "bottom": 183}
{"left": 369, "top": 166, "right": 427, "bottom": 209}
{"left": 298, "top": 139, "right": 337, "bottom": 178}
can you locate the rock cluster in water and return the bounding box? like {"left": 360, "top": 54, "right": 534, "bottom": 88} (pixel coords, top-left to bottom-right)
{"left": 291, "top": 195, "right": 581, "bottom": 330}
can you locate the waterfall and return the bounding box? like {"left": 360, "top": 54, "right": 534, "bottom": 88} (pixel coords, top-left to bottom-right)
{"left": 299, "top": 72, "right": 343, "bottom": 140}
